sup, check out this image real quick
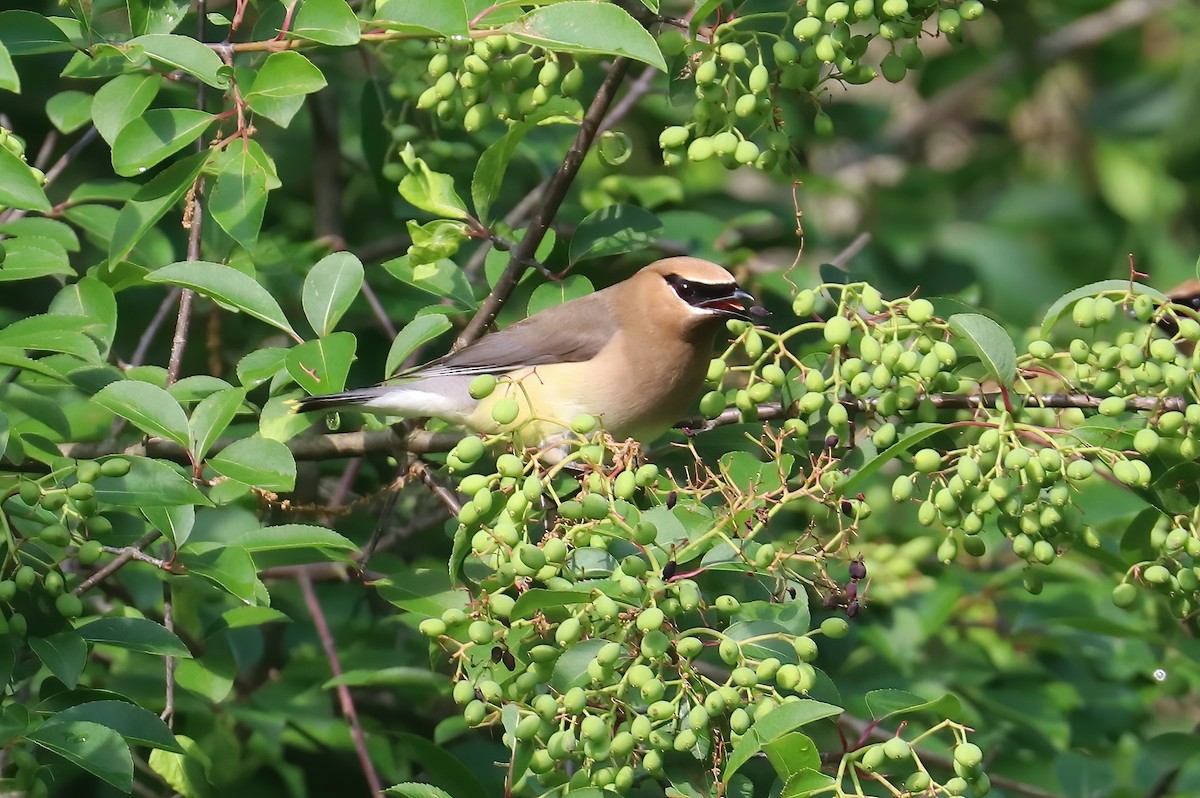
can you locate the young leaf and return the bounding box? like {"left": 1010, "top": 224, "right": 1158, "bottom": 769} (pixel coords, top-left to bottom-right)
{"left": 383, "top": 256, "right": 476, "bottom": 308}
{"left": 245, "top": 51, "right": 328, "bottom": 127}
{"left": 284, "top": 332, "right": 356, "bottom": 397}
{"left": 303, "top": 251, "right": 364, "bottom": 337}
{"left": 0, "top": 145, "right": 50, "bottom": 212}
{"left": 236, "top": 347, "right": 288, "bottom": 389}
{"left": 77, "top": 618, "right": 191, "bottom": 658}
{"left": 111, "top": 108, "right": 215, "bottom": 177}
{"left": 209, "top": 140, "right": 280, "bottom": 248}
{"left": 385, "top": 313, "right": 451, "bottom": 377}
{"left": 568, "top": 205, "right": 663, "bottom": 264}
{"left": 190, "top": 387, "right": 247, "bottom": 460}
{"left": 92, "top": 72, "right": 162, "bottom": 147}
{"left": 947, "top": 313, "right": 1016, "bottom": 387}
{"left": 28, "top": 720, "right": 133, "bottom": 791}
{"left": 398, "top": 144, "right": 469, "bottom": 220}
{"left": 372, "top": 0, "right": 468, "bottom": 36}
{"left": 503, "top": 2, "right": 667, "bottom": 71}
{"left": 145, "top": 261, "right": 298, "bottom": 338}
{"left": 93, "top": 380, "right": 191, "bottom": 448}
{"left": 292, "top": 0, "right": 362, "bottom": 46}
{"left": 207, "top": 437, "right": 297, "bottom": 492}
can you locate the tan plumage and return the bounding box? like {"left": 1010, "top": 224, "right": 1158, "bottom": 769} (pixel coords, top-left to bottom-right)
{"left": 294, "top": 257, "right": 757, "bottom": 453}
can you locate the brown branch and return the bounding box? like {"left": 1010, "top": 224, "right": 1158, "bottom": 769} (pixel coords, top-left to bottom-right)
{"left": 297, "top": 571, "right": 383, "bottom": 798}
{"left": 453, "top": 57, "right": 633, "bottom": 350}
{"left": 410, "top": 458, "right": 462, "bottom": 516}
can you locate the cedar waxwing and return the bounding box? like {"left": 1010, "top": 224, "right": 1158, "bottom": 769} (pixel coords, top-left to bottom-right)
{"left": 293, "top": 257, "right": 759, "bottom": 454}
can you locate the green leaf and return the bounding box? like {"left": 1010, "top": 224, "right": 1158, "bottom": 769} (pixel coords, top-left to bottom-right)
{"left": 234, "top": 523, "right": 357, "bottom": 568}
{"left": 78, "top": 617, "right": 191, "bottom": 658}
{"left": 503, "top": 2, "right": 667, "bottom": 71}
{"left": 285, "top": 332, "right": 356, "bottom": 396}
{"left": 48, "top": 276, "right": 118, "bottom": 360}
{"left": 397, "top": 144, "right": 470, "bottom": 220}
{"left": 390, "top": 732, "right": 488, "bottom": 798}
{"left": 527, "top": 274, "right": 593, "bottom": 316}
{"left": 209, "top": 139, "right": 279, "bottom": 248}
{"left": 0, "top": 217, "right": 79, "bottom": 252}
{"left": 0, "top": 236, "right": 73, "bottom": 282}
{"left": 190, "top": 387, "right": 246, "bottom": 461}
{"left": 145, "top": 261, "right": 298, "bottom": 338}
{"left": 245, "top": 51, "right": 328, "bottom": 127}
{"left": 383, "top": 256, "right": 475, "bottom": 308}
{"left": 511, "top": 589, "right": 591, "bottom": 621}
{"left": 143, "top": 504, "right": 195, "bottom": 548}
{"left": 207, "top": 437, "right": 296, "bottom": 492}
{"left": 179, "top": 543, "right": 260, "bottom": 604}
{"left": 93, "top": 456, "right": 211, "bottom": 508}
{"left": 550, "top": 639, "right": 607, "bottom": 693}
{"left": 325, "top": 667, "right": 446, "bottom": 690}
{"left": 303, "top": 252, "right": 363, "bottom": 337}
{"left": 839, "top": 423, "right": 941, "bottom": 495}
{"left": 28, "top": 720, "right": 132, "bottom": 791}
{"left": 92, "top": 73, "right": 162, "bottom": 147}
{"left": 46, "top": 90, "right": 93, "bottom": 134}
{"left": 0, "top": 703, "right": 29, "bottom": 747}
{"left": 384, "top": 785, "right": 455, "bottom": 798}
{"left": 0, "top": 10, "right": 73, "bottom": 55}
{"left": 1039, "top": 280, "right": 1167, "bottom": 336}
{"left": 373, "top": 0, "right": 468, "bottom": 36}
{"left": 93, "top": 379, "right": 191, "bottom": 448}
{"left": 111, "top": 108, "right": 215, "bottom": 177}
{"left": 52, "top": 701, "right": 182, "bottom": 752}
{"left": 28, "top": 631, "right": 88, "bottom": 689}
{"left": 723, "top": 700, "right": 842, "bottom": 782}
{"left": 109, "top": 150, "right": 208, "bottom": 264}
{"left": 237, "top": 347, "right": 288, "bottom": 389}
{"left": 385, "top": 314, "right": 451, "bottom": 378}
{"left": 763, "top": 732, "right": 820, "bottom": 781}
{"left": 471, "top": 100, "right": 579, "bottom": 224}
{"left": 0, "top": 145, "right": 50, "bottom": 212}
{"left": 127, "top": 34, "right": 230, "bottom": 88}
{"left": 128, "top": 0, "right": 191, "bottom": 35}
{"left": 780, "top": 768, "right": 837, "bottom": 798}
{"left": 947, "top": 313, "right": 1016, "bottom": 386}
{"left": 0, "top": 42, "right": 19, "bottom": 93}
{"left": 292, "top": 0, "right": 362, "bottom": 46}
{"left": 0, "top": 412, "right": 7, "bottom": 461}
{"left": 864, "top": 689, "right": 963, "bottom": 722}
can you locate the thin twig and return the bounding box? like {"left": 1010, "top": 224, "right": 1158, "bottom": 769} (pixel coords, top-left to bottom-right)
{"left": 73, "top": 532, "right": 163, "bottom": 596}
{"left": 130, "top": 287, "right": 184, "bottom": 368}
{"left": 297, "top": 571, "right": 383, "bottom": 798}
{"left": 453, "top": 57, "right": 633, "bottom": 350}
{"left": 410, "top": 458, "right": 462, "bottom": 517}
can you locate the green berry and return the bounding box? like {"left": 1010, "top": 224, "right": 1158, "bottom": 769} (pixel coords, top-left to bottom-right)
{"left": 906, "top": 298, "right": 934, "bottom": 324}
{"left": 824, "top": 315, "right": 852, "bottom": 345}
{"left": 820, "top": 616, "right": 849, "bottom": 638}
{"left": 912, "top": 448, "right": 942, "bottom": 473}
{"left": 469, "top": 374, "right": 498, "bottom": 399}
{"left": 491, "top": 398, "right": 520, "bottom": 425}
{"left": 55, "top": 592, "right": 83, "bottom": 619}
{"left": 1111, "top": 583, "right": 1137, "bottom": 608}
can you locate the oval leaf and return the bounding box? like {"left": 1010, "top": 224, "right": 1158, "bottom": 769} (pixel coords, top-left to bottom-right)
{"left": 569, "top": 205, "right": 663, "bottom": 263}
{"left": 111, "top": 108, "right": 215, "bottom": 177}
{"left": 503, "top": 2, "right": 667, "bottom": 71}
{"left": 285, "top": 332, "right": 356, "bottom": 396}
{"left": 127, "top": 34, "right": 229, "bottom": 88}
{"left": 145, "top": 261, "right": 298, "bottom": 338}
{"left": 947, "top": 312, "right": 1016, "bottom": 387}
{"left": 28, "top": 720, "right": 132, "bottom": 792}
{"left": 385, "top": 313, "right": 450, "bottom": 378}
{"left": 78, "top": 617, "right": 191, "bottom": 658}
{"left": 303, "top": 252, "right": 363, "bottom": 337}
{"left": 0, "top": 145, "right": 51, "bottom": 212}
{"left": 207, "top": 437, "right": 296, "bottom": 492}
{"left": 93, "top": 380, "right": 190, "bottom": 448}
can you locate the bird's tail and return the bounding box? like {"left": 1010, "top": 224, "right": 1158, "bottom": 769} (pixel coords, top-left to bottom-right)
{"left": 289, "top": 387, "right": 394, "bottom": 415}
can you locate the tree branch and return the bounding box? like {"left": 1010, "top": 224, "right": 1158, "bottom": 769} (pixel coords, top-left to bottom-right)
{"left": 453, "top": 57, "right": 632, "bottom": 350}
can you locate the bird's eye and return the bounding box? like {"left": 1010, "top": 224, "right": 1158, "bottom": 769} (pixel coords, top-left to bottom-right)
{"left": 677, "top": 279, "right": 691, "bottom": 291}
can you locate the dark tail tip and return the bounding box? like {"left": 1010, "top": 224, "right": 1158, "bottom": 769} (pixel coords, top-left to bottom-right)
{"left": 289, "top": 389, "right": 383, "bottom": 415}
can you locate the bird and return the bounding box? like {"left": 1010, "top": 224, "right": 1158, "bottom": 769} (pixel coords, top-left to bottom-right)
{"left": 292, "top": 257, "right": 760, "bottom": 456}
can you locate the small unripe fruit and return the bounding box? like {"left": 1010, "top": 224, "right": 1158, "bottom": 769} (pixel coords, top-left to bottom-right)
{"left": 913, "top": 448, "right": 941, "bottom": 473}
{"left": 821, "top": 616, "right": 849, "bottom": 638}
{"left": 1111, "top": 583, "right": 1137, "bottom": 608}
{"left": 906, "top": 298, "right": 934, "bottom": 324}
{"left": 55, "top": 593, "right": 83, "bottom": 619}
{"left": 491, "top": 398, "right": 520, "bottom": 425}
{"left": 824, "top": 315, "right": 852, "bottom": 345}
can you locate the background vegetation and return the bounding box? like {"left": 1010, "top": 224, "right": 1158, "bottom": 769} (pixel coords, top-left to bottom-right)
{"left": 0, "top": 1, "right": 1198, "bottom": 797}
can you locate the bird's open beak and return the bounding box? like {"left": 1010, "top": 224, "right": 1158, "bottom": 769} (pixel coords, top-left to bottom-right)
{"left": 700, "top": 288, "right": 765, "bottom": 321}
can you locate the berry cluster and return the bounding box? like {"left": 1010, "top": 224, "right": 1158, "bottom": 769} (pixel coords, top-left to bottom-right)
{"left": 659, "top": 0, "right": 987, "bottom": 172}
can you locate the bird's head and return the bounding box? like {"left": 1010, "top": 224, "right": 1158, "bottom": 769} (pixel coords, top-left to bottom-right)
{"left": 639, "top": 257, "right": 762, "bottom": 323}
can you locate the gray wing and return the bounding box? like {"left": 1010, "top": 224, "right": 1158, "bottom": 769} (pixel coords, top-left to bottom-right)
{"left": 403, "top": 291, "right": 619, "bottom": 378}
